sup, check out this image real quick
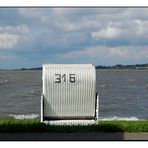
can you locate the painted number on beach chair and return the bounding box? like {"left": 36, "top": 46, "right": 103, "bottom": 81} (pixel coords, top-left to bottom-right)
{"left": 54, "top": 74, "right": 76, "bottom": 83}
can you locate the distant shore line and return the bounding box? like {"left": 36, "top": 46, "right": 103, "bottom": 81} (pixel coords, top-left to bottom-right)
{"left": 0, "top": 63, "right": 148, "bottom": 71}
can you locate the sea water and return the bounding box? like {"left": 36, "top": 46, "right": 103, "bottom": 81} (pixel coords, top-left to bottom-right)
{"left": 0, "top": 70, "right": 147, "bottom": 120}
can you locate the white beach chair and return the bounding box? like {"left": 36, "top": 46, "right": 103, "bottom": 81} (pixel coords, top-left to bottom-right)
{"left": 41, "top": 64, "right": 99, "bottom": 125}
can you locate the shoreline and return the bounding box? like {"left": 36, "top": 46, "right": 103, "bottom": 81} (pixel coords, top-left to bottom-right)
{"left": 96, "top": 69, "right": 148, "bottom": 71}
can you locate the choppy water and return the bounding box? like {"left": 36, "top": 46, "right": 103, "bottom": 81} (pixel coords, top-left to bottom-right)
{"left": 0, "top": 70, "right": 147, "bottom": 120}
{"left": 96, "top": 70, "right": 148, "bottom": 120}
{"left": 0, "top": 70, "right": 41, "bottom": 119}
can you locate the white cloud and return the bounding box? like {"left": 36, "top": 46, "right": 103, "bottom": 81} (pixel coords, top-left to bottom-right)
{"left": 61, "top": 45, "right": 148, "bottom": 61}
{"left": 0, "top": 33, "right": 19, "bottom": 48}
{"left": 0, "top": 25, "right": 29, "bottom": 34}
{"left": 91, "top": 26, "right": 122, "bottom": 39}
{"left": 91, "top": 19, "right": 148, "bottom": 42}
{"left": 0, "top": 25, "right": 30, "bottom": 49}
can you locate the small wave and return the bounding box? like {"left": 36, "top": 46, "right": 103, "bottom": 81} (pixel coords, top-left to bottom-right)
{"left": 0, "top": 79, "right": 8, "bottom": 85}
{"left": 9, "top": 114, "right": 39, "bottom": 120}
{"left": 128, "top": 79, "right": 135, "bottom": 82}
{"left": 128, "top": 85, "right": 137, "bottom": 88}
{"left": 100, "top": 84, "right": 106, "bottom": 88}
{"left": 99, "top": 116, "right": 140, "bottom": 121}
{"left": 30, "top": 90, "right": 34, "bottom": 93}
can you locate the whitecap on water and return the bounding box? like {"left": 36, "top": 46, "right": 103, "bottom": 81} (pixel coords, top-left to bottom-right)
{"left": 99, "top": 116, "right": 140, "bottom": 121}
{"left": 121, "top": 97, "right": 126, "bottom": 100}
{"left": 100, "top": 84, "right": 106, "bottom": 88}
{"left": 9, "top": 114, "right": 140, "bottom": 121}
{"left": 0, "top": 79, "right": 8, "bottom": 84}
{"left": 9, "top": 114, "right": 39, "bottom": 120}
{"left": 30, "top": 90, "right": 34, "bottom": 93}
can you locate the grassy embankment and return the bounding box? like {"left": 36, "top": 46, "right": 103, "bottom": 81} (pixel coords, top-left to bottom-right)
{"left": 0, "top": 119, "right": 148, "bottom": 133}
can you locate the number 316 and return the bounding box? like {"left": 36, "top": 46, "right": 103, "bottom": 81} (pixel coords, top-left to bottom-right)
{"left": 54, "top": 74, "right": 76, "bottom": 83}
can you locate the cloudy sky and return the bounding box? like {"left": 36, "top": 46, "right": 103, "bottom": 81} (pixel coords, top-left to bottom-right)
{"left": 0, "top": 8, "right": 148, "bottom": 69}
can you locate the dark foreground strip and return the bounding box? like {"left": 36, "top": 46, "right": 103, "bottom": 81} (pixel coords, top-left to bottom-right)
{"left": 0, "top": 132, "right": 148, "bottom": 141}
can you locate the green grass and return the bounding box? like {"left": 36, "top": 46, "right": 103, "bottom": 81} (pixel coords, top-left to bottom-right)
{"left": 0, "top": 119, "right": 148, "bottom": 133}
{"left": 97, "top": 121, "right": 148, "bottom": 132}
